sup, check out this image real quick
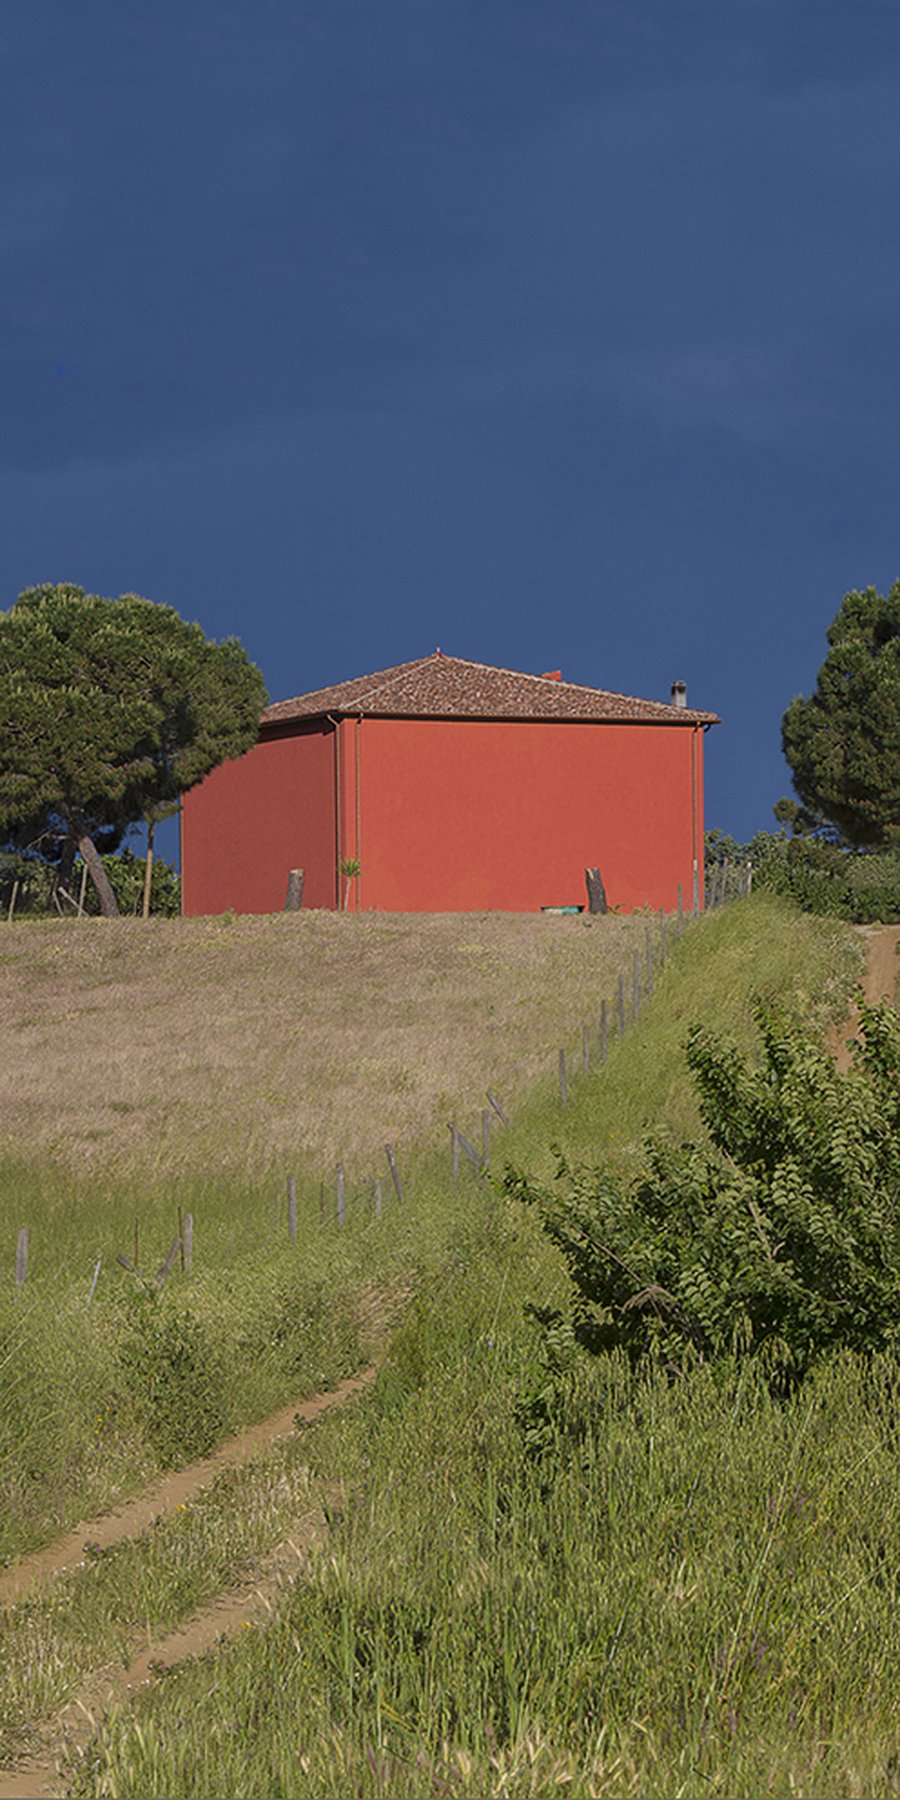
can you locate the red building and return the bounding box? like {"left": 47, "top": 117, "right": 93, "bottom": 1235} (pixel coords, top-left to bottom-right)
{"left": 181, "top": 653, "right": 719, "bottom": 916}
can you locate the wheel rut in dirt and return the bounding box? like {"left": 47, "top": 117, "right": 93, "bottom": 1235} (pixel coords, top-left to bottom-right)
{"left": 0, "top": 1368, "right": 377, "bottom": 1798}
{"left": 0, "top": 1366, "right": 375, "bottom": 1609}
{"left": 831, "top": 925, "right": 899, "bottom": 1070}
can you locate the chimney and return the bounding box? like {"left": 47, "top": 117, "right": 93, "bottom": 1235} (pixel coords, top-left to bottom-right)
{"left": 670, "top": 680, "right": 687, "bottom": 709}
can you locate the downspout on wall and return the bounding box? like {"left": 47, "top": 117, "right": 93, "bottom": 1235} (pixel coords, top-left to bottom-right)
{"left": 327, "top": 714, "right": 341, "bottom": 910}
{"left": 691, "top": 725, "right": 700, "bottom": 912}
{"left": 355, "top": 714, "right": 362, "bottom": 912}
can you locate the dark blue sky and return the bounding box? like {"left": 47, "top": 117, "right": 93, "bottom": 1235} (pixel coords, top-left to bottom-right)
{"left": 4, "top": 1, "right": 899, "bottom": 855}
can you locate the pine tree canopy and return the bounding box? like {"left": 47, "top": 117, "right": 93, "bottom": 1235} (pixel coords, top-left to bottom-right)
{"left": 781, "top": 583, "right": 900, "bottom": 848}
{"left": 0, "top": 583, "right": 267, "bottom": 913}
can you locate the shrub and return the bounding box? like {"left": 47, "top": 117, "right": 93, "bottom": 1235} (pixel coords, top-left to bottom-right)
{"left": 116, "top": 1286, "right": 226, "bottom": 1466}
{"left": 706, "top": 828, "right": 900, "bottom": 922}
{"left": 507, "top": 1001, "right": 900, "bottom": 1386}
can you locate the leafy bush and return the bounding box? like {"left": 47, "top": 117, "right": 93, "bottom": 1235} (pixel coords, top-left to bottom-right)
{"left": 116, "top": 1286, "right": 227, "bottom": 1466}
{"left": 508, "top": 1001, "right": 900, "bottom": 1385}
{"left": 0, "top": 844, "right": 181, "bottom": 917}
{"left": 99, "top": 848, "right": 181, "bottom": 917}
{"left": 705, "top": 828, "right": 900, "bottom": 922}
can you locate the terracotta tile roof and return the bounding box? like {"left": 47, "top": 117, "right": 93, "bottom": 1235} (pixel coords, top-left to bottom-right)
{"left": 261, "top": 653, "right": 720, "bottom": 727}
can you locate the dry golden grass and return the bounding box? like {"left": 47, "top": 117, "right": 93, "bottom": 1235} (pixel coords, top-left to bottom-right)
{"left": 0, "top": 909, "right": 645, "bottom": 1181}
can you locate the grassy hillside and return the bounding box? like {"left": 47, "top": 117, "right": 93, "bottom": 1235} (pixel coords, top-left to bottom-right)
{"left": 0, "top": 895, "right": 883, "bottom": 1799}
{"left": 0, "top": 908, "right": 648, "bottom": 1184}
{"left": 0, "top": 898, "right": 861, "bottom": 1568}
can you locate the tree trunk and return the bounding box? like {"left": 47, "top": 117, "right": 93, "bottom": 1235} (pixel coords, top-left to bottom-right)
{"left": 142, "top": 819, "right": 155, "bottom": 919}
{"left": 74, "top": 822, "right": 119, "bottom": 917}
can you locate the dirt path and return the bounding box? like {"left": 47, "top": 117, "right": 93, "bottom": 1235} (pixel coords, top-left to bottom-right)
{"left": 0, "top": 1366, "right": 375, "bottom": 1609}
{"left": 831, "top": 925, "right": 899, "bottom": 1070}
{"left": 0, "top": 1503, "right": 334, "bottom": 1800}
{"left": 0, "top": 1369, "right": 377, "bottom": 1797}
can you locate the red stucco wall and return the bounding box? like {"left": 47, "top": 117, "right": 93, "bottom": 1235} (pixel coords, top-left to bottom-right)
{"left": 181, "top": 722, "right": 336, "bottom": 915}
{"left": 342, "top": 715, "right": 704, "bottom": 914}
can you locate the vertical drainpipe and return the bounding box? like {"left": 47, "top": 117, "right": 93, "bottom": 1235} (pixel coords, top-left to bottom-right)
{"left": 691, "top": 724, "right": 700, "bottom": 912}
{"left": 327, "top": 714, "right": 341, "bottom": 910}
{"left": 355, "top": 714, "right": 362, "bottom": 912}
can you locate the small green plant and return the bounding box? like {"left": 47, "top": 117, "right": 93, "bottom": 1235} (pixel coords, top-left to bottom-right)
{"left": 116, "top": 1286, "right": 227, "bottom": 1466}
{"left": 509, "top": 1000, "right": 900, "bottom": 1385}
{"left": 340, "top": 857, "right": 361, "bottom": 911}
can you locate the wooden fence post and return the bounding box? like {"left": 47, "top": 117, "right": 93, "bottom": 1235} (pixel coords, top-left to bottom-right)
{"left": 385, "top": 1143, "right": 406, "bottom": 1203}
{"left": 287, "top": 1175, "right": 298, "bottom": 1242}
{"left": 87, "top": 1257, "right": 102, "bottom": 1309}
{"left": 15, "top": 1227, "right": 28, "bottom": 1291}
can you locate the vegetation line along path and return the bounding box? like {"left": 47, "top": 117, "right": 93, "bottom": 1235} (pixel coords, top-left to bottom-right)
{"left": 0, "top": 1367, "right": 375, "bottom": 1608}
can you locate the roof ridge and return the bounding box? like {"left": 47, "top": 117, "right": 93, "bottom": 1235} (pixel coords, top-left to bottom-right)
{"left": 344, "top": 654, "right": 438, "bottom": 708}
{"left": 414, "top": 653, "right": 692, "bottom": 714}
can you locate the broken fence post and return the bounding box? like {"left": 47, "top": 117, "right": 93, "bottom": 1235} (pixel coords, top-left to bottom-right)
{"left": 288, "top": 1175, "right": 298, "bottom": 1242}
{"left": 486, "top": 1090, "right": 510, "bottom": 1128}
{"left": 283, "top": 869, "right": 304, "bottom": 912}
{"left": 156, "top": 1234, "right": 181, "bottom": 1287}
{"left": 585, "top": 866, "right": 608, "bottom": 915}
{"left": 15, "top": 1227, "right": 28, "bottom": 1291}
{"left": 450, "top": 1123, "right": 481, "bottom": 1173}
{"left": 87, "top": 1257, "right": 102, "bottom": 1310}
{"left": 385, "top": 1143, "right": 405, "bottom": 1203}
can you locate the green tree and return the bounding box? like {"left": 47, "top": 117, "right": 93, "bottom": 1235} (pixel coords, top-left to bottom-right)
{"left": 508, "top": 1001, "right": 900, "bottom": 1390}
{"left": 782, "top": 583, "right": 900, "bottom": 848}
{"left": 0, "top": 584, "right": 266, "bottom": 915}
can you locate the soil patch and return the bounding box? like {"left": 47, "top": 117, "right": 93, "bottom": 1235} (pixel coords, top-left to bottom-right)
{"left": 830, "top": 925, "right": 899, "bottom": 1070}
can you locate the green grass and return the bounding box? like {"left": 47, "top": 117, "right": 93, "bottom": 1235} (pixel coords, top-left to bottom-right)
{"left": 63, "top": 1217, "right": 900, "bottom": 1799}
{"left": 0, "top": 896, "right": 861, "bottom": 1568}
{"left": 0, "top": 892, "right": 881, "bottom": 1797}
